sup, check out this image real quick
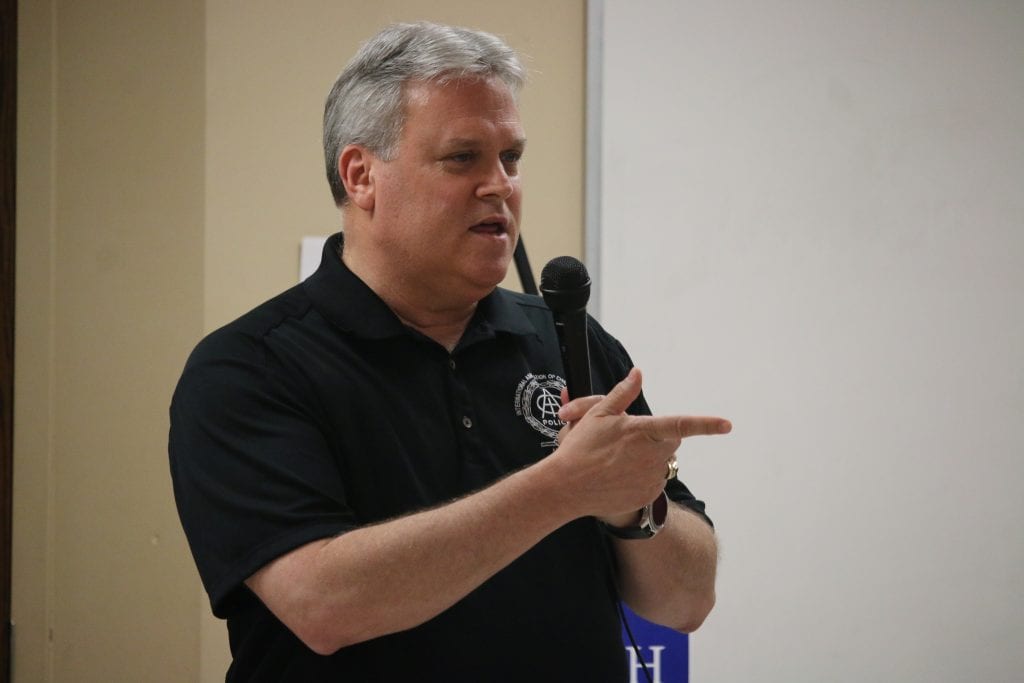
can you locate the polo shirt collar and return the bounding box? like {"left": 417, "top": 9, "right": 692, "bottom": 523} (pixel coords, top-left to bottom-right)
{"left": 471, "top": 282, "right": 539, "bottom": 338}
{"left": 304, "top": 232, "right": 539, "bottom": 343}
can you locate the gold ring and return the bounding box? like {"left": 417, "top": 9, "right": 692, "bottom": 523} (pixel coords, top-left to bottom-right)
{"left": 666, "top": 458, "right": 679, "bottom": 480}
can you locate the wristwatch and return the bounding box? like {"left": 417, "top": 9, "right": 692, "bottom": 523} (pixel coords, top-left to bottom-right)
{"left": 601, "top": 491, "right": 668, "bottom": 539}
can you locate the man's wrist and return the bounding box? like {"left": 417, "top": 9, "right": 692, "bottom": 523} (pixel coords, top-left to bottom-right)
{"left": 600, "top": 492, "right": 668, "bottom": 540}
{"left": 600, "top": 509, "right": 643, "bottom": 528}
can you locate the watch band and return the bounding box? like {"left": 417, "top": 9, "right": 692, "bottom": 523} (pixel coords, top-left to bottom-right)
{"left": 601, "top": 491, "right": 669, "bottom": 540}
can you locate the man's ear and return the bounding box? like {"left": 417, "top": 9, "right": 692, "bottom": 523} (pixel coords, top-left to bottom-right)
{"left": 338, "top": 144, "right": 376, "bottom": 211}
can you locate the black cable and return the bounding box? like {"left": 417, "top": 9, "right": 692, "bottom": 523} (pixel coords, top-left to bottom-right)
{"left": 513, "top": 237, "right": 538, "bottom": 295}
{"left": 599, "top": 521, "right": 654, "bottom": 683}
{"left": 617, "top": 597, "right": 654, "bottom": 683}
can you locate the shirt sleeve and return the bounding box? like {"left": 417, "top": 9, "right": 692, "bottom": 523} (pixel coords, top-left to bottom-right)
{"left": 168, "top": 329, "right": 355, "bottom": 618}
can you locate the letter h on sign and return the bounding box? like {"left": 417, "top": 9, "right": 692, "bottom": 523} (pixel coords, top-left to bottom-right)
{"left": 621, "top": 604, "right": 689, "bottom": 682}
{"left": 626, "top": 645, "right": 665, "bottom": 683}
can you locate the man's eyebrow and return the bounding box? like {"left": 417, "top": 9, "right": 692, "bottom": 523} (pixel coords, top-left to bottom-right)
{"left": 442, "top": 137, "right": 527, "bottom": 150}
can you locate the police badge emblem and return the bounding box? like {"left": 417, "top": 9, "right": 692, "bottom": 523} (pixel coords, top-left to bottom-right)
{"left": 514, "top": 373, "right": 567, "bottom": 449}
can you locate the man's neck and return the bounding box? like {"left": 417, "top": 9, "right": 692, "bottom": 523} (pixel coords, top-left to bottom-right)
{"left": 340, "top": 241, "right": 476, "bottom": 353}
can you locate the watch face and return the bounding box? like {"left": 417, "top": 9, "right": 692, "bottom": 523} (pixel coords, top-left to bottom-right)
{"left": 651, "top": 491, "right": 668, "bottom": 528}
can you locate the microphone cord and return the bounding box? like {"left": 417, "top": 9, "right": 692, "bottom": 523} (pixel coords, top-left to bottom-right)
{"left": 617, "top": 598, "right": 655, "bottom": 683}
{"left": 600, "top": 521, "right": 655, "bottom": 683}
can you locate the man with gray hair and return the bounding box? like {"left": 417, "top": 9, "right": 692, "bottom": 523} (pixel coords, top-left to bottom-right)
{"left": 170, "top": 21, "right": 730, "bottom": 681}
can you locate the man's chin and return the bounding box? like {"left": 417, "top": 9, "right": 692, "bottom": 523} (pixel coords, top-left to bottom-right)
{"left": 461, "top": 266, "right": 513, "bottom": 299}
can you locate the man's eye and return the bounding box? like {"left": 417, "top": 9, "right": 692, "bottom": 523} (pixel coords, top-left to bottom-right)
{"left": 501, "top": 151, "right": 522, "bottom": 164}
{"left": 448, "top": 153, "right": 475, "bottom": 163}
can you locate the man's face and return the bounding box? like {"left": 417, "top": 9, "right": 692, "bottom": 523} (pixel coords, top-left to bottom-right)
{"left": 366, "top": 76, "right": 525, "bottom": 307}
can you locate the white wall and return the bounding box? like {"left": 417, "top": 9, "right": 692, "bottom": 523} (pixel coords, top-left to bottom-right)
{"left": 596, "top": 2, "right": 1024, "bottom": 681}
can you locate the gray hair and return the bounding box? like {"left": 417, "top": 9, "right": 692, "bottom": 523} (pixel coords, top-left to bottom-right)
{"left": 323, "top": 22, "right": 526, "bottom": 206}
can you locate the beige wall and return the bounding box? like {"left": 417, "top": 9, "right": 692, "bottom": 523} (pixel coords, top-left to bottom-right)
{"left": 14, "top": 0, "right": 206, "bottom": 680}
{"left": 14, "top": 1, "right": 585, "bottom": 681}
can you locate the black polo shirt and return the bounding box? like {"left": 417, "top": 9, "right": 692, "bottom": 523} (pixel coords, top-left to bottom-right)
{"left": 169, "top": 233, "right": 710, "bottom": 682}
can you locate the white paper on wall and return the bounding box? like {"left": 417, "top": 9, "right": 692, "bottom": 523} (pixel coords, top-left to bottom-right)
{"left": 300, "top": 235, "right": 329, "bottom": 281}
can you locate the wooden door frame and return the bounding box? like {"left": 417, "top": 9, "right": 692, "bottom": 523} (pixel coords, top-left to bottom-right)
{"left": 1, "top": 0, "right": 17, "bottom": 679}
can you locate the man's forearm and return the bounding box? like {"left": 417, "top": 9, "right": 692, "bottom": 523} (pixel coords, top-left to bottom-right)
{"left": 246, "top": 457, "right": 577, "bottom": 655}
{"left": 612, "top": 502, "right": 718, "bottom": 633}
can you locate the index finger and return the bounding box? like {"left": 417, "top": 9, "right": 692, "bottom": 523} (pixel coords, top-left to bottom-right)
{"left": 558, "top": 394, "right": 606, "bottom": 423}
{"left": 639, "top": 414, "right": 733, "bottom": 441}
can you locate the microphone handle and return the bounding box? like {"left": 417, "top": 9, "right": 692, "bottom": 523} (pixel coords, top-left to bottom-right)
{"left": 554, "top": 308, "right": 592, "bottom": 400}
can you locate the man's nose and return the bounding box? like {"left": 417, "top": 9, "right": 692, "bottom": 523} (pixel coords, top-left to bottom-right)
{"left": 477, "top": 160, "right": 515, "bottom": 201}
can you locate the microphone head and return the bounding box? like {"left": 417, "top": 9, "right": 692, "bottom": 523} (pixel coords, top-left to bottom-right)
{"left": 540, "top": 256, "right": 591, "bottom": 312}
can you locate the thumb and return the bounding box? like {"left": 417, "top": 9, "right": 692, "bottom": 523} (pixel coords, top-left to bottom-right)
{"left": 592, "top": 367, "right": 643, "bottom": 417}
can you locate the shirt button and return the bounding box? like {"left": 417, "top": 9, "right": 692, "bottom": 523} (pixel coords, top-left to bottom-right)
{"left": 462, "top": 416, "right": 473, "bottom": 429}
{"left": 449, "top": 359, "right": 457, "bottom": 370}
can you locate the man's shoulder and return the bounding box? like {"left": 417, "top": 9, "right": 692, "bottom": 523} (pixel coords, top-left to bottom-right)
{"left": 187, "top": 283, "right": 314, "bottom": 368}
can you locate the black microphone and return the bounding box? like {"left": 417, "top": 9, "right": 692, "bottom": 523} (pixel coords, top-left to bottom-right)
{"left": 540, "top": 256, "right": 593, "bottom": 399}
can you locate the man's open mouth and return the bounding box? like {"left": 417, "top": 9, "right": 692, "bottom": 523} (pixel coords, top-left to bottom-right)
{"left": 470, "top": 216, "right": 509, "bottom": 235}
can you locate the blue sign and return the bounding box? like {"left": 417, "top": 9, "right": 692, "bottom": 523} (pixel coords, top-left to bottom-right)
{"left": 621, "top": 604, "right": 689, "bottom": 683}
